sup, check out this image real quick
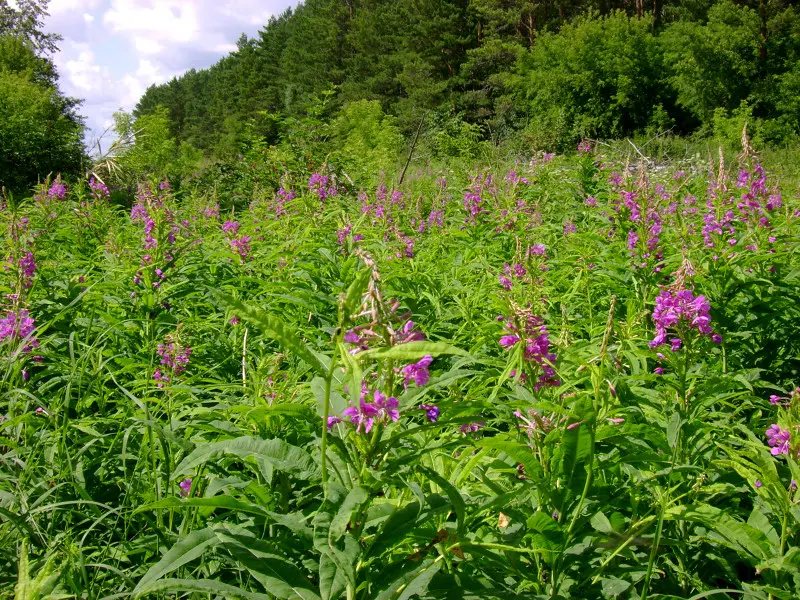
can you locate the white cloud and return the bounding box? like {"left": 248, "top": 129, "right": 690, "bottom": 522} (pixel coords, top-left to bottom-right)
{"left": 49, "top": 0, "right": 102, "bottom": 14}
{"left": 43, "top": 0, "right": 297, "bottom": 142}
{"left": 103, "top": 1, "right": 200, "bottom": 45}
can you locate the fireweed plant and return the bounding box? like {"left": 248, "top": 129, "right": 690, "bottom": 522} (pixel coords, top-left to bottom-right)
{"left": 1, "top": 138, "right": 800, "bottom": 599}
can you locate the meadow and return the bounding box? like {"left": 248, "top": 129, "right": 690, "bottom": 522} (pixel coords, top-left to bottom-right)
{"left": 2, "top": 138, "right": 800, "bottom": 600}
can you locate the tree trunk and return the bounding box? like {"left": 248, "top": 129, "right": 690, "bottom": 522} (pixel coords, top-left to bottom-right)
{"left": 528, "top": 11, "right": 536, "bottom": 48}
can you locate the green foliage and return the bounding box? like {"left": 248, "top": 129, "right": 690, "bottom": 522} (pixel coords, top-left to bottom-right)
{"left": 3, "top": 133, "right": 800, "bottom": 598}
{"left": 518, "top": 11, "right": 666, "bottom": 150}
{"left": 426, "top": 112, "right": 484, "bottom": 159}
{"left": 332, "top": 100, "right": 403, "bottom": 185}
{"left": 662, "top": 0, "right": 762, "bottom": 129}
{"left": 712, "top": 101, "right": 760, "bottom": 150}
{"left": 0, "top": 63, "right": 84, "bottom": 194}
{"left": 111, "top": 107, "right": 201, "bottom": 187}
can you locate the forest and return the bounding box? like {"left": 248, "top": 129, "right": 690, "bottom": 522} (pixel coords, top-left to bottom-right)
{"left": 131, "top": 0, "right": 800, "bottom": 158}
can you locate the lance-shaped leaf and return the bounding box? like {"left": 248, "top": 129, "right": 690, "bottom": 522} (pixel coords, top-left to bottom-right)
{"left": 210, "top": 289, "right": 327, "bottom": 375}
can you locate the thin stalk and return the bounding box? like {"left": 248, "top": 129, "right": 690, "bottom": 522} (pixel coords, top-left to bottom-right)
{"left": 641, "top": 495, "right": 667, "bottom": 600}
{"left": 321, "top": 350, "right": 339, "bottom": 487}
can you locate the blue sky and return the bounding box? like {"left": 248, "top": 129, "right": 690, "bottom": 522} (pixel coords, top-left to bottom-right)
{"left": 37, "top": 0, "right": 296, "bottom": 148}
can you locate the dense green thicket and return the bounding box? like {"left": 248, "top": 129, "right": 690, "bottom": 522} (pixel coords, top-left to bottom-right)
{"left": 135, "top": 0, "right": 800, "bottom": 158}
{"left": 5, "top": 132, "right": 800, "bottom": 599}
{"left": 0, "top": 1, "right": 86, "bottom": 194}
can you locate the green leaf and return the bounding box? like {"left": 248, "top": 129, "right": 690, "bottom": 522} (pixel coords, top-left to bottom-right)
{"left": 217, "top": 531, "right": 322, "bottom": 600}
{"left": 136, "top": 496, "right": 270, "bottom": 517}
{"left": 374, "top": 559, "right": 442, "bottom": 600}
{"left": 342, "top": 266, "right": 372, "bottom": 322}
{"left": 135, "top": 578, "right": 274, "bottom": 599}
{"left": 601, "top": 577, "right": 631, "bottom": 598}
{"left": 358, "top": 341, "right": 468, "bottom": 362}
{"left": 329, "top": 486, "right": 369, "bottom": 542}
{"left": 210, "top": 289, "right": 327, "bottom": 375}
{"left": 175, "top": 436, "right": 320, "bottom": 481}
{"left": 419, "top": 466, "right": 465, "bottom": 537}
{"left": 666, "top": 411, "right": 682, "bottom": 450}
{"left": 666, "top": 504, "right": 772, "bottom": 561}
{"left": 590, "top": 511, "right": 614, "bottom": 534}
{"left": 134, "top": 528, "right": 220, "bottom": 594}
{"left": 558, "top": 395, "right": 595, "bottom": 496}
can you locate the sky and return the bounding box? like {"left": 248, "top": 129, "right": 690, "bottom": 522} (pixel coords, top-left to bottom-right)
{"left": 37, "top": 0, "right": 296, "bottom": 149}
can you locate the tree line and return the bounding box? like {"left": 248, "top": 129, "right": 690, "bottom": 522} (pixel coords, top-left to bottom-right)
{"left": 0, "top": 0, "right": 85, "bottom": 194}
{"left": 134, "top": 0, "right": 800, "bottom": 157}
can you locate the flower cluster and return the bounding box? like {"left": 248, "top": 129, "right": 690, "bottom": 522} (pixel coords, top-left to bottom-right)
{"left": 337, "top": 390, "right": 400, "bottom": 434}
{"left": 515, "top": 409, "right": 556, "bottom": 437}
{"left": 649, "top": 289, "right": 721, "bottom": 350}
{"left": 153, "top": 339, "right": 191, "bottom": 386}
{"left": 0, "top": 309, "right": 38, "bottom": 352}
{"left": 463, "top": 172, "right": 495, "bottom": 226}
{"left": 401, "top": 355, "right": 432, "bottom": 389}
{"left": 48, "top": 179, "right": 68, "bottom": 200}
{"left": 766, "top": 424, "right": 792, "bottom": 456}
{"left": 18, "top": 252, "right": 36, "bottom": 289}
{"left": 230, "top": 236, "right": 251, "bottom": 260}
{"left": 344, "top": 317, "right": 424, "bottom": 353}
{"left": 308, "top": 173, "right": 337, "bottom": 201}
{"left": 764, "top": 381, "right": 799, "bottom": 459}
{"left": 499, "top": 262, "right": 526, "bottom": 290}
{"left": 498, "top": 313, "right": 559, "bottom": 390}
{"left": 89, "top": 177, "right": 110, "bottom": 201}
{"left": 222, "top": 220, "right": 240, "bottom": 236}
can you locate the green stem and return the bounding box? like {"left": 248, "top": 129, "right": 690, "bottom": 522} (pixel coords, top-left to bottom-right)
{"left": 641, "top": 495, "right": 667, "bottom": 600}
{"left": 321, "top": 351, "right": 339, "bottom": 487}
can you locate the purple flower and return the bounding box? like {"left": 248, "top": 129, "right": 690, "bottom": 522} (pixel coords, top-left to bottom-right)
{"left": 420, "top": 404, "right": 439, "bottom": 422}
{"left": 0, "top": 310, "right": 38, "bottom": 352}
{"left": 155, "top": 339, "right": 191, "bottom": 385}
{"left": 649, "top": 289, "right": 718, "bottom": 350}
{"left": 327, "top": 416, "right": 343, "bottom": 430}
{"left": 230, "top": 236, "right": 251, "bottom": 260}
{"left": 336, "top": 224, "right": 352, "bottom": 245}
{"left": 18, "top": 252, "right": 36, "bottom": 288}
{"left": 179, "top": 478, "right": 192, "bottom": 497}
{"left": 222, "top": 220, "right": 240, "bottom": 236}
{"left": 342, "top": 400, "right": 379, "bottom": 433}
{"left": 528, "top": 244, "right": 546, "bottom": 257}
{"left": 373, "top": 390, "right": 400, "bottom": 423}
{"left": 766, "top": 424, "right": 791, "bottom": 456}
{"left": 460, "top": 421, "right": 484, "bottom": 434}
{"left": 498, "top": 314, "right": 559, "bottom": 389}
{"left": 89, "top": 177, "right": 109, "bottom": 199}
{"left": 342, "top": 390, "right": 399, "bottom": 433}
{"left": 48, "top": 180, "right": 68, "bottom": 200}
{"left": 755, "top": 479, "right": 763, "bottom": 488}
{"left": 499, "top": 335, "right": 520, "bottom": 348}
{"left": 402, "top": 355, "right": 433, "bottom": 388}
{"left": 654, "top": 367, "right": 665, "bottom": 375}
{"left": 308, "top": 173, "right": 337, "bottom": 200}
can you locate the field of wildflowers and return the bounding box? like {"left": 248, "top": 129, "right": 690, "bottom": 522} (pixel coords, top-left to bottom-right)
{"left": 2, "top": 138, "right": 800, "bottom": 599}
